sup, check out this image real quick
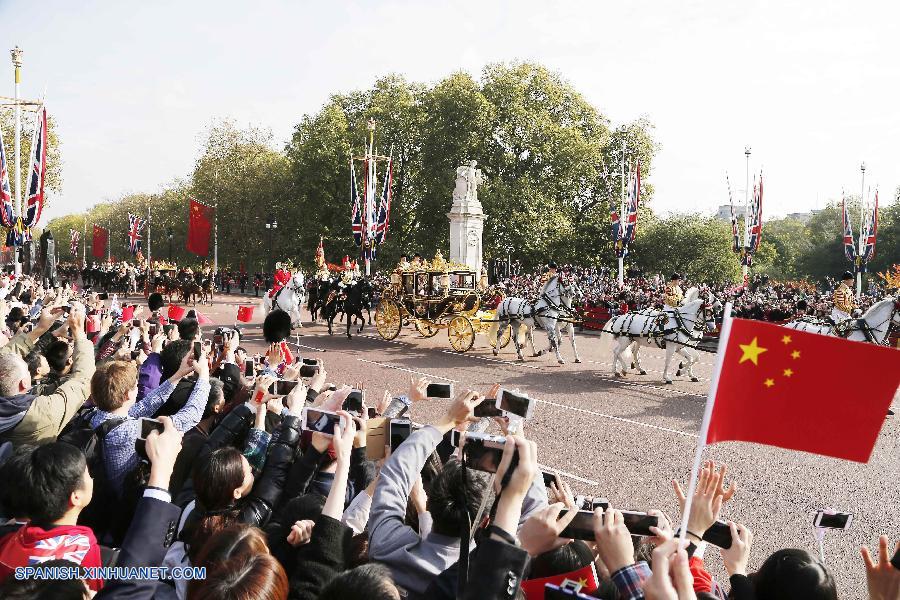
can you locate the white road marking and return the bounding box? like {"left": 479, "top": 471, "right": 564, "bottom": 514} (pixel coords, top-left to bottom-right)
{"left": 537, "top": 464, "right": 599, "bottom": 486}
{"left": 439, "top": 350, "right": 544, "bottom": 370}
{"left": 534, "top": 398, "right": 698, "bottom": 438}
{"left": 356, "top": 358, "right": 459, "bottom": 382}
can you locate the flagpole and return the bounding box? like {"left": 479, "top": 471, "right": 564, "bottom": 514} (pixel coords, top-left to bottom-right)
{"left": 82, "top": 220, "right": 86, "bottom": 266}
{"left": 742, "top": 146, "right": 751, "bottom": 286}
{"left": 106, "top": 223, "right": 110, "bottom": 262}
{"left": 856, "top": 162, "right": 865, "bottom": 298}
{"left": 366, "top": 121, "right": 375, "bottom": 277}
{"left": 213, "top": 169, "right": 219, "bottom": 277}
{"left": 146, "top": 205, "right": 151, "bottom": 267}
{"left": 11, "top": 47, "right": 23, "bottom": 276}
{"left": 677, "top": 301, "right": 735, "bottom": 541}
{"left": 617, "top": 138, "right": 626, "bottom": 287}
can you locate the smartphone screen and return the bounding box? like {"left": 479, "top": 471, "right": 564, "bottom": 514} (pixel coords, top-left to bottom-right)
{"left": 498, "top": 389, "right": 533, "bottom": 419}
{"left": 299, "top": 364, "right": 320, "bottom": 377}
{"left": 389, "top": 419, "right": 412, "bottom": 452}
{"left": 426, "top": 383, "right": 453, "bottom": 399}
{"left": 621, "top": 511, "right": 658, "bottom": 537}
{"left": 701, "top": 520, "right": 733, "bottom": 549}
{"left": 139, "top": 418, "right": 164, "bottom": 439}
{"left": 148, "top": 324, "right": 159, "bottom": 337}
{"left": 302, "top": 408, "right": 343, "bottom": 436}
{"left": 473, "top": 399, "right": 502, "bottom": 418}
{"left": 302, "top": 358, "right": 318, "bottom": 366}
{"left": 559, "top": 510, "right": 596, "bottom": 541}
{"left": 814, "top": 512, "right": 853, "bottom": 530}
{"left": 367, "top": 407, "right": 377, "bottom": 419}
{"left": 193, "top": 341, "right": 201, "bottom": 360}
{"left": 343, "top": 390, "right": 364, "bottom": 414}
{"left": 541, "top": 470, "right": 558, "bottom": 488}
{"left": 269, "top": 380, "right": 299, "bottom": 396}
{"left": 462, "top": 433, "right": 513, "bottom": 474}
{"left": 132, "top": 319, "right": 141, "bottom": 327}
{"left": 244, "top": 360, "right": 255, "bottom": 377}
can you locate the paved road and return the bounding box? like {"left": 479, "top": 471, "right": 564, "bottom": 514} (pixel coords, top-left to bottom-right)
{"left": 154, "top": 293, "right": 898, "bottom": 598}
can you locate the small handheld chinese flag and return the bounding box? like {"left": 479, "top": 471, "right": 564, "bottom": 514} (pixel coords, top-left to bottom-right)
{"left": 237, "top": 306, "right": 254, "bottom": 323}
{"left": 120, "top": 305, "right": 135, "bottom": 322}
{"left": 706, "top": 318, "right": 900, "bottom": 463}
{"left": 167, "top": 304, "right": 186, "bottom": 321}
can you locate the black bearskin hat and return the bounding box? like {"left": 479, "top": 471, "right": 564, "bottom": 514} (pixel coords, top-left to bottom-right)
{"left": 841, "top": 271, "right": 854, "bottom": 281}
{"left": 670, "top": 272, "right": 682, "bottom": 281}
{"left": 148, "top": 293, "right": 164, "bottom": 312}
{"left": 263, "top": 309, "right": 292, "bottom": 343}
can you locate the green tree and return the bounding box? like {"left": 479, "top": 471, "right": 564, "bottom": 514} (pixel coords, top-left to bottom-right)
{"left": 635, "top": 214, "right": 741, "bottom": 282}
{"left": 0, "top": 109, "right": 62, "bottom": 208}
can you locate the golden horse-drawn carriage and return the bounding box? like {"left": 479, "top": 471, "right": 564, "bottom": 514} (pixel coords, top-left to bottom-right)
{"left": 374, "top": 256, "right": 511, "bottom": 352}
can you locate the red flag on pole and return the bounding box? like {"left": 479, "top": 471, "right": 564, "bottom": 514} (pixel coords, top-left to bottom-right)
{"left": 186, "top": 198, "right": 214, "bottom": 256}
{"left": 167, "top": 304, "right": 186, "bottom": 321}
{"left": 92, "top": 225, "right": 108, "bottom": 259}
{"left": 237, "top": 306, "right": 255, "bottom": 323}
{"left": 705, "top": 318, "right": 899, "bottom": 463}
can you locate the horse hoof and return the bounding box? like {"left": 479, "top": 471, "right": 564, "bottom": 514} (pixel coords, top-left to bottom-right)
{"left": 639, "top": 370, "right": 647, "bottom": 376}
{"left": 558, "top": 360, "right": 565, "bottom": 365}
{"left": 675, "top": 370, "right": 682, "bottom": 377}
{"left": 665, "top": 379, "right": 673, "bottom": 385}
{"left": 574, "top": 359, "right": 582, "bottom": 364}
{"left": 492, "top": 349, "right": 499, "bottom": 356}
{"left": 678, "top": 362, "right": 684, "bottom": 370}
{"left": 347, "top": 334, "right": 352, "bottom": 339}
{"left": 517, "top": 356, "right": 525, "bottom": 362}
{"left": 691, "top": 377, "right": 699, "bottom": 382}
{"left": 630, "top": 363, "right": 636, "bottom": 370}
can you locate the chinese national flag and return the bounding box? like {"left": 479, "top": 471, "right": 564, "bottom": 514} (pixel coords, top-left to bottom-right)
{"left": 167, "top": 304, "right": 186, "bottom": 321}
{"left": 92, "top": 225, "right": 108, "bottom": 259}
{"left": 237, "top": 306, "right": 254, "bottom": 323}
{"left": 186, "top": 198, "right": 214, "bottom": 256}
{"left": 706, "top": 319, "right": 900, "bottom": 463}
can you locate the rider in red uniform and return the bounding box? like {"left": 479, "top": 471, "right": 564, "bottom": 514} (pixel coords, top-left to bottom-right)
{"left": 269, "top": 262, "right": 291, "bottom": 298}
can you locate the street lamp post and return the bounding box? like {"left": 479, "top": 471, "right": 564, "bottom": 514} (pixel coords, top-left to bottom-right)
{"left": 265, "top": 216, "right": 278, "bottom": 273}
{"left": 11, "top": 47, "right": 23, "bottom": 276}
{"left": 167, "top": 227, "right": 173, "bottom": 262}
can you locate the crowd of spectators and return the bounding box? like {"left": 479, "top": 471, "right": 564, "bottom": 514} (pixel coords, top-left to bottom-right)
{"left": 0, "top": 270, "right": 897, "bottom": 600}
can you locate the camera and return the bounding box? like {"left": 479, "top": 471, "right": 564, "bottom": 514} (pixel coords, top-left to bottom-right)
{"left": 497, "top": 389, "right": 535, "bottom": 419}
{"left": 426, "top": 382, "right": 453, "bottom": 399}
{"left": 461, "top": 432, "right": 516, "bottom": 474}
{"left": 300, "top": 408, "right": 346, "bottom": 437}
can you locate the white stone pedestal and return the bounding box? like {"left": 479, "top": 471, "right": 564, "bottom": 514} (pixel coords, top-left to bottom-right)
{"left": 448, "top": 161, "right": 486, "bottom": 273}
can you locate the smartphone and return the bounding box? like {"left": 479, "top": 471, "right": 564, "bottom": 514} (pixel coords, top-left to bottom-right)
{"left": 541, "top": 470, "right": 558, "bottom": 488}
{"left": 702, "top": 520, "right": 734, "bottom": 549}
{"left": 244, "top": 360, "right": 255, "bottom": 377}
{"left": 462, "top": 432, "right": 515, "bottom": 474}
{"left": 148, "top": 324, "right": 159, "bottom": 337}
{"left": 140, "top": 417, "right": 164, "bottom": 439}
{"left": 193, "top": 341, "right": 201, "bottom": 360}
{"left": 132, "top": 319, "right": 141, "bottom": 327}
{"left": 621, "top": 511, "right": 658, "bottom": 537}
{"left": 473, "top": 399, "right": 502, "bottom": 418}
{"left": 559, "top": 510, "right": 596, "bottom": 540}
{"left": 813, "top": 511, "right": 853, "bottom": 530}
{"left": 299, "top": 364, "right": 320, "bottom": 377}
{"left": 450, "top": 429, "right": 462, "bottom": 448}
{"left": 163, "top": 324, "right": 175, "bottom": 336}
{"left": 213, "top": 334, "right": 224, "bottom": 346}
{"left": 497, "top": 389, "right": 535, "bottom": 419}
{"left": 98, "top": 293, "right": 109, "bottom": 300}
{"left": 269, "top": 380, "right": 299, "bottom": 396}
{"left": 343, "top": 390, "right": 364, "bottom": 414}
{"left": 389, "top": 418, "right": 413, "bottom": 452}
{"left": 367, "top": 406, "right": 377, "bottom": 419}
{"left": 426, "top": 382, "right": 453, "bottom": 399}
{"left": 892, "top": 544, "right": 900, "bottom": 571}
{"left": 302, "top": 358, "right": 318, "bottom": 366}
{"left": 300, "top": 407, "right": 345, "bottom": 437}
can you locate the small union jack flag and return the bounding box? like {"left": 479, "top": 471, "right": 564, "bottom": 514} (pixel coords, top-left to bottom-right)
{"left": 29, "top": 533, "right": 91, "bottom": 565}
{"left": 127, "top": 213, "right": 144, "bottom": 255}
{"left": 23, "top": 106, "right": 48, "bottom": 228}
{"left": 841, "top": 195, "right": 856, "bottom": 263}
{"left": 860, "top": 190, "right": 878, "bottom": 268}
{"left": 0, "top": 128, "right": 13, "bottom": 228}
{"left": 70, "top": 229, "right": 80, "bottom": 257}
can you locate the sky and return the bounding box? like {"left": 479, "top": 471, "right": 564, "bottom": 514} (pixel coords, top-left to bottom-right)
{"left": 2, "top": 0, "right": 898, "bottom": 223}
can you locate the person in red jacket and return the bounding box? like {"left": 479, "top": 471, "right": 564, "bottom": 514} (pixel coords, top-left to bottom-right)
{"left": 269, "top": 262, "right": 291, "bottom": 298}
{"left": 0, "top": 443, "right": 103, "bottom": 591}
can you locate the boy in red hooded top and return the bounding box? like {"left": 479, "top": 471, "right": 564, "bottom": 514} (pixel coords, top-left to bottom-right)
{"left": 0, "top": 442, "right": 103, "bottom": 591}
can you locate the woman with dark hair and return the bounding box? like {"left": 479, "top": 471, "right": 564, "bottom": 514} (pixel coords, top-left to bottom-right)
{"left": 188, "top": 525, "right": 288, "bottom": 600}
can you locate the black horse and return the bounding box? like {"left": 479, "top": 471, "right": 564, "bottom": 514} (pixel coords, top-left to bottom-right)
{"left": 324, "top": 279, "right": 372, "bottom": 338}
{"left": 307, "top": 278, "right": 333, "bottom": 322}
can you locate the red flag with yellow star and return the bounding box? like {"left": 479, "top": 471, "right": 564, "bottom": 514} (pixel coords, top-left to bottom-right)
{"left": 706, "top": 318, "right": 900, "bottom": 463}
{"left": 186, "top": 198, "right": 214, "bottom": 256}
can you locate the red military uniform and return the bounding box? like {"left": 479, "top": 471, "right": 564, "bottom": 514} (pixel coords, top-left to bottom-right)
{"left": 269, "top": 268, "right": 291, "bottom": 297}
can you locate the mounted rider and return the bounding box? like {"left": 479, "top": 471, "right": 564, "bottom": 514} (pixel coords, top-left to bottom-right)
{"left": 340, "top": 256, "right": 358, "bottom": 287}
{"left": 314, "top": 238, "right": 331, "bottom": 281}
{"left": 831, "top": 271, "right": 856, "bottom": 323}
{"left": 269, "top": 262, "right": 291, "bottom": 298}
{"left": 532, "top": 262, "right": 560, "bottom": 325}
{"left": 664, "top": 273, "right": 684, "bottom": 309}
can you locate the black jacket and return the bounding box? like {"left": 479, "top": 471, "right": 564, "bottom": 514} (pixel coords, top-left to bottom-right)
{"left": 95, "top": 496, "right": 182, "bottom": 600}
{"left": 426, "top": 536, "right": 530, "bottom": 600}
{"left": 288, "top": 514, "right": 353, "bottom": 600}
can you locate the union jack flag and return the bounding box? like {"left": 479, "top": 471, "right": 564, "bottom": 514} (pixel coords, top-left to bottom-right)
{"left": 127, "top": 213, "right": 144, "bottom": 255}
{"left": 610, "top": 206, "right": 624, "bottom": 257}
{"left": 743, "top": 172, "right": 763, "bottom": 266}
{"left": 726, "top": 175, "right": 740, "bottom": 253}
{"left": 841, "top": 194, "right": 856, "bottom": 263}
{"left": 375, "top": 156, "right": 393, "bottom": 244}
{"left": 23, "top": 105, "right": 48, "bottom": 228}
{"left": 0, "top": 128, "right": 13, "bottom": 228}
{"left": 860, "top": 190, "right": 878, "bottom": 266}
{"left": 70, "top": 229, "right": 80, "bottom": 257}
{"left": 622, "top": 162, "right": 640, "bottom": 244}
{"left": 29, "top": 533, "right": 91, "bottom": 565}
{"left": 350, "top": 161, "right": 362, "bottom": 246}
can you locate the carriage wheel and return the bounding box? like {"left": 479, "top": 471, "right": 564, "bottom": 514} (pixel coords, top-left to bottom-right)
{"left": 488, "top": 322, "right": 513, "bottom": 349}
{"left": 448, "top": 316, "right": 475, "bottom": 352}
{"left": 375, "top": 300, "right": 402, "bottom": 340}
{"left": 415, "top": 319, "right": 440, "bottom": 338}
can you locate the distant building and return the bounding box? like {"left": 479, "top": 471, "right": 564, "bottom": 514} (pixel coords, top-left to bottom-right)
{"left": 785, "top": 210, "right": 822, "bottom": 224}
{"left": 715, "top": 204, "right": 746, "bottom": 221}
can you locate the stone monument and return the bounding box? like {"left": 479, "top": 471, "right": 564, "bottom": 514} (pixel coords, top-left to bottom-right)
{"left": 447, "top": 160, "right": 486, "bottom": 273}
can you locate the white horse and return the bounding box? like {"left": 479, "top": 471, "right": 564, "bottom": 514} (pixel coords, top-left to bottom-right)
{"left": 784, "top": 297, "right": 900, "bottom": 344}
{"left": 602, "top": 287, "right": 706, "bottom": 384}
{"left": 262, "top": 272, "right": 306, "bottom": 328}
{"left": 491, "top": 278, "right": 580, "bottom": 364}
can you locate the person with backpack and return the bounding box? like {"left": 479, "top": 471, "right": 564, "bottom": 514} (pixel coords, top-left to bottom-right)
{"left": 0, "top": 309, "right": 95, "bottom": 447}
{"left": 88, "top": 348, "right": 210, "bottom": 498}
